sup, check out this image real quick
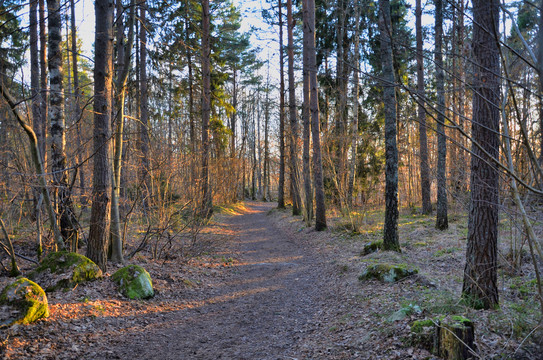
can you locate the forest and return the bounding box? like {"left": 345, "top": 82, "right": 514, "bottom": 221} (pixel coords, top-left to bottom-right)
{"left": 0, "top": 0, "right": 542, "bottom": 358}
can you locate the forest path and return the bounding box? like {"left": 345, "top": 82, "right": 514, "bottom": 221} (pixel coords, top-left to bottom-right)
{"left": 111, "top": 201, "right": 327, "bottom": 359}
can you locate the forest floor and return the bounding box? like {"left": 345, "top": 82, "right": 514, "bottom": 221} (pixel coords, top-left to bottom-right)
{"left": 1, "top": 201, "right": 542, "bottom": 359}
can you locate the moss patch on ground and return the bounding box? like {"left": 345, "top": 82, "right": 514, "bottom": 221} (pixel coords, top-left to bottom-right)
{"left": 359, "top": 263, "right": 419, "bottom": 283}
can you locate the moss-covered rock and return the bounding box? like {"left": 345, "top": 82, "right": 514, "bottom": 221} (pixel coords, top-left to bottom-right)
{"left": 359, "top": 263, "right": 418, "bottom": 283}
{"left": 0, "top": 278, "right": 49, "bottom": 327}
{"left": 361, "top": 240, "right": 383, "bottom": 256}
{"left": 29, "top": 251, "right": 102, "bottom": 292}
{"left": 112, "top": 265, "right": 154, "bottom": 299}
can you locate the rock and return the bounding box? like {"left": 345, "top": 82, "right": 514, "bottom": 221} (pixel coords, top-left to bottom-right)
{"left": 112, "top": 265, "right": 154, "bottom": 299}
{"left": 29, "top": 251, "right": 102, "bottom": 292}
{"left": 435, "top": 315, "right": 476, "bottom": 360}
{"left": 359, "top": 263, "right": 418, "bottom": 283}
{"left": 361, "top": 240, "right": 383, "bottom": 256}
{"left": 0, "top": 278, "right": 49, "bottom": 327}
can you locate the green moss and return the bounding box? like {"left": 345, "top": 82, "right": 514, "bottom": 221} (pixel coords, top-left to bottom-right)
{"left": 361, "top": 240, "right": 383, "bottom": 256}
{"left": 359, "top": 263, "right": 419, "bottom": 283}
{"left": 0, "top": 278, "right": 49, "bottom": 327}
{"left": 29, "top": 251, "right": 102, "bottom": 291}
{"left": 411, "top": 319, "right": 435, "bottom": 334}
{"left": 112, "top": 265, "right": 154, "bottom": 300}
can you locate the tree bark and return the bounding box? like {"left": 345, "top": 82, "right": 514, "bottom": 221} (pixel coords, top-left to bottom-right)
{"left": 277, "top": 0, "right": 286, "bottom": 209}
{"left": 87, "top": 0, "right": 114, "bottom": 272}
{"left": 302, "top": 0, "right": 313, "bottom": 223}
{"left": 307, "top": 0, "right": 326, "bottom": 231}
{"left": 462, "top": 0, "right": 500, "bottom": 310}
{"left": 435, "top": 0, "right": 448, "bottom": 230}
{"left": 70, "top": 0, "right": 86, "bottom": 205}
{"left": 201, "top": 0, "right": 213, "bottom": 217}
{"left": 347, "top": 3, "right": 362, "bottom": 210}
{"left": 416, "top": 0, "right": 431, "bottom": 214}
{"left": 39, "top": 0, "right": 48, "bottom": 168}
{"left": 48, "top": 0, "right": 78, "bottom": 248}
{"left": 379, "top": 0, "right": 400, "bottom": 252}
{"left": 110, "top": 0, "right": 135, "bottom": 264}
{"left": 139, "top": 1, "right": 151, "bottom": 210}
{"left": 287, "top": 0, "right": 301, "bottom": 216}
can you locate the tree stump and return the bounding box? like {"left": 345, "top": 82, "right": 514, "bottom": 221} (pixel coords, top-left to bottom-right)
{"left": 434, "top": 316, "right": 476, "bottom": 360}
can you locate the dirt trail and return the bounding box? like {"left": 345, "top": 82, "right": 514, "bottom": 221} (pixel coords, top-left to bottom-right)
{"left": 111, "top": 202, "right": 327, "bottom": 359}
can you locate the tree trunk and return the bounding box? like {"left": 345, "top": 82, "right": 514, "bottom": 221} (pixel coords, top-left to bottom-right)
{"left": 347, "top": 3, "right": 362, "bottom": 210}
{"left": 416, "top": 0, "right": 431, "bottom": 214}
{"left": 379, "top": 0, "right": 400, "bottom": 252}
{"left": 462, "top": 0, "right": 500, "bottom": 310}
{"left": 186, "top": 2, "right": 197, "bottom": 189}
{"left": 47, "top": 0, "right": 78, "bottom": 249}
{"left": 307, "top": 0, "right": 326, "bottom": 231}
{"left": 139, "top": 1, "right": 151, "bottom": 210}
{"left": 263, "top": 67, "right": 271, "bottom": 202}
{"left": 87, "top": 0, "right": 114, "bottom": 272}
{"left": 39, "top": 0, "right": 48, "bottom": 168}
{"left": 302, "top": 0, "right": 313, "bottom": 223}
{"left": 287, "top": 0, "right": 301, "bottom": 216}
{"left": 110, "top": 0, "right": 135, "bottom": 264}
{"left": 278, "top": 0, "right": 286, "bottom": 209}
{"left": 70, "top": 0, "right": 86, "bottom": 205}
{"left": 30, "top": 0, "right": 41, "bottom": 164}
{"left": 435, "top": 0, "right": 448, "bottom": 230}
{"left": 201, "top": 0, "right": 213, "bottom": 217}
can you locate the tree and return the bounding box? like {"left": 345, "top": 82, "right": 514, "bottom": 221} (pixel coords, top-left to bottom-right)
{"left": 462, "top": 0, "right": 500, "bottom": 310}
{"left": 87, "top": 0, "right": 114, "bottom": 272}
{"left": 201, "top": 0, "right": 213, "bottom": 217}
{"left": 306, "top": 0, "right": 326, "bottom": 231}
{"left": 47, "top": 0, "right": 78, "bottom": 248}
{"left": 277, "top": 0, "right": 286, "bottom": 209}
{"left": 379, "top": 0, "right": 400, "bottom": 252}
{"left": 302, "top": 0, "right": 313, "bottom": 223}
{"left": 416, "top": 0, "right": 431, "bottom": 214}
{"left": 139, "top": 0, "right": 151, "bottom": 209}
{"left": 287, "top": 0, "right": 301, "bottom": 216}
{"left": 110, "top": 0, "right": 136, "bottom": 264}
{"left": 435, "top": 0, "right": 448, "bottom": 230}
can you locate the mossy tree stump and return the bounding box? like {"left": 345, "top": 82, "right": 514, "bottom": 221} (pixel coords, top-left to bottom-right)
{"left": 434, "top": 316, "right": 476, "bottom": 360}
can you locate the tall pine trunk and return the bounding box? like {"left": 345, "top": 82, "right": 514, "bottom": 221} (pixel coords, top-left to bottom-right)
{"left": 435, "top": 0, "right": 448, "bottom": 230}
{"left": 379, "top": 0, "right": 400, "bottom": 252}
{"left": 287, "top": 0, "right": 301, "bottom": 215}
{"left": 277, "top": 0, "right": 286, "bottom": 209}
{"left": 87, "top": 0, "right": 114, "bottom": 272}
{"left": 302, "top": 0, "right": 313, "bottom": 223}
{"left": 462, "top": 0, "right": 500, "bottom": 310}
{"left": 347, "top": 3, "right": 362, "bottom": 210}
{"left": 39, "top": 0, "right": 47, "bottom": 168}
{"left": 201, "top": 0, "right": 213, "bottom": 217}
{"left": 110, "top": 0, "right": 135, "bottom": 264}
{"left": 416, "top": 0, "right": 431, "bottom": 214}
{"left": 139, "top": 1, "right": 151, "bottom": 209}
{"left": 307, "top": 0, "right": 326, "bottom": 231}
